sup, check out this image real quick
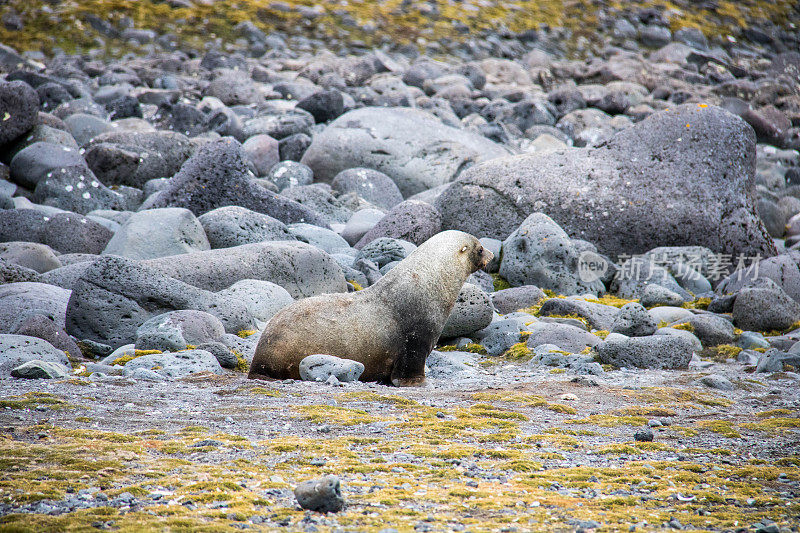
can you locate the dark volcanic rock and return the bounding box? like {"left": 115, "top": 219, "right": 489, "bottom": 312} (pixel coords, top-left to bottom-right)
{"left": 0, "top": 80, "right": 39, "bottom": 147}
{"left": 143, "top": 138, "right": 330, "bottom": 227}
{"left": 13, "top": 314, "right": 82, "bottom": 359}
{"left": 354, "top": 200, "right": 442, "bottom": 248}
{"left": 436, "top": 104, "right": 775, "bottom": 262}
{"left": 85, "top": 130, "right": 194, "bottom": 188}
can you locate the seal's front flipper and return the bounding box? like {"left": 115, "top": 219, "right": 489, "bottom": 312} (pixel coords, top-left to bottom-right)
{"left": 390, "top": 340, "right": 429, "bottom": 387}
{"left": 391, "top": 375, "right": 427, "bottom": 387}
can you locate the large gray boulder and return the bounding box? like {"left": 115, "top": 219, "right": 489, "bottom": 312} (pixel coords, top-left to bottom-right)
{"left": 301, "top": 107, "right": 508, "bottom": 198}
{"left": 499, "top": 213, "right": 604, "bottom": 295}
{"left": 142, "top": 241, "right": 347, "bottom": 298}
{"left": 437, "top": 104, "right": 775, "bottom": 261}
{"left": 65, "top": 256, "right": 255, "bottom": 347}
{"left": 103, "top": 208, "right": 210, "bottom": 260}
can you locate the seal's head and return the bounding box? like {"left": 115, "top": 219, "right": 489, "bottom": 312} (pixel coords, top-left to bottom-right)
{"left": 460, "top": 235, "right": 493, "bottom": 273}
{"left": 426, "top": 230, "right": 492, "bottom": 274}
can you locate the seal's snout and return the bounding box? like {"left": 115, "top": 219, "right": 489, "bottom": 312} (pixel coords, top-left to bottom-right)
{"left": 477, "top": 246, "right": 493, "bottom": 269}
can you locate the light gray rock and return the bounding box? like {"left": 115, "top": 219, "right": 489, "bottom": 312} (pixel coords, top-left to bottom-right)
{"left": 123, "top": 349, "right": 223, "bottom": 379}
{"left": 737, "top": 349, "right": 761, "bottom": 365}
{"left": 142, "top": 241, "right": 347, "bottom": 298}
{"left": 640, "top": 284, "right": 685, "bottom": 307}
{"left": 63, "top": 113, "right": 113, "bottom": 145}
{"left": 0, "top": 282, "right": 71, "bottom": 333}
{"left": 440, "top": 283, "right": 493, "bottom": 338}
{"left": 129, "top": 367, "right": 167, "bottom": 382}
{"left": 198, "top": 206, "right": 296, "bottom": 248}
{"left": 611, "top": 257, "right": 691, "bottom": 300}
{"left": 217, "top": 279, "right": 294, "bottom": 328}
{"left": 755, "top": 349, "right": 791, "bottom": 373}
{"left": 340, "top": 209, "right": 385, "bottom": 247}
{"left": 281, "top": 185, "right": 353, "bottom": 225}
{"left": 425, "top": 350, "right": 481, "bottom": 380}
{"left": 196, "top": 341, "right": 239, "bottom": 369}
{"left": 331, "top": 167, "right": 404, "bottom": 210}
{"left": 483, "top": 331, "right": 523, "bottom": 357}
{"left": 653, "top": 327, "right": 703, "bottom": 351}
{"left": 537, "top": 297, "right": 619, "bottom": 330}
{"left": 10, "top": 359, "right": 69, "bottom": 379}
{"left": 299, "top": 354, "right": 365, "bottom": 383}
{"left": 267, "top": 161, "right": 314, "bottom": 191}
{"left": 648, "top": 305, "right": 693, "bottom": 325}
{"left": 103, "top": 207, "right": 210, "bottom": 260}
{"left": 294, "top": 475, "right": 344, "bottom": 513}
{"left": 525, "top": 321, "right": 601, "bottom": 352}
{"left": 301, "top": 106, "right": 508, "bottom": 198}
{"left": 437, "top": 104, "right": 776, "bottom": 262}
{"left": 219, "top": 332, "right": 260, "bottom": 364}
{"left": 135, "top": 310, "right": 226, "bottom": 352}
{"left": 289, "top": 223, "right": 350, "bottom": 254}
{"left": 499, "top": 213, "right": 604, "bottom": 296}
{"left": 610, "top": 302, "right": 658, "bottom": 337}
{"left": 597, "top": 335, "right": 695, "bottom": 369}
{"left": 39, "top": 262, "right": 94, "bottom": 291}
{"left": 699, "top": 374, "right": 734, "bottom": 390}
{"left": 0, "top": 334, "right": 70, "bottom": 374}
{"left": 0, "top": 242, "right": 61, "bottom": 273}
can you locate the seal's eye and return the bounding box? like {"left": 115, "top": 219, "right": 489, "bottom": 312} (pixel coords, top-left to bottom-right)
{"left": 460, "top": 246, "right": 468, "bottom": 253}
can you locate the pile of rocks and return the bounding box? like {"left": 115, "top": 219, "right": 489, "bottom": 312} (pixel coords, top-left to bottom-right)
{"left": 1, "top": 16, "right": 799, "bottom": 382}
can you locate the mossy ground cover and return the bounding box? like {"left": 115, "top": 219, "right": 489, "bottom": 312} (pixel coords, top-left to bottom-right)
{"left": 1, "top": 371, "right": 799, "bottom": 532}
{"left": 0, "top": 0, "right": 797, "bottom": 59}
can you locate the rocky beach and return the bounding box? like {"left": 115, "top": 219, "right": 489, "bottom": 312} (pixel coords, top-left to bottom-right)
{"left": 0, "top": 0, "right": 800, "bottom": 531}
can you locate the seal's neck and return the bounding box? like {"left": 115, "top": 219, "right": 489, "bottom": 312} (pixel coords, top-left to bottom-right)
{"left": 376, "top": 245, "right": 471, "bottom": 323}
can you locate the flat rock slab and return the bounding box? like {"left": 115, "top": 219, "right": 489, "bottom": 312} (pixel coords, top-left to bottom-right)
{"left": 142, "top": 241, "right": 347, "bottom": 298}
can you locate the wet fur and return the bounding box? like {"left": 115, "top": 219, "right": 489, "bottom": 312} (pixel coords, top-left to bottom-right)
{"left": 248, "top": 230, "right": 492, "bottom": 386}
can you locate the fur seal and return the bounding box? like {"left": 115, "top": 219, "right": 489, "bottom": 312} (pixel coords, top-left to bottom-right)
{"left": 248, "top": 230, "right": 493, "bottom": 386}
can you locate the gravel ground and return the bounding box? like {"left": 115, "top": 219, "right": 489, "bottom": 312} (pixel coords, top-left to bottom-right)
{"left": 1, "top": 358, "right": 798, "bottom": 532}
